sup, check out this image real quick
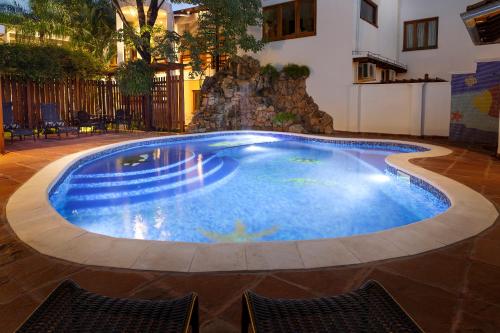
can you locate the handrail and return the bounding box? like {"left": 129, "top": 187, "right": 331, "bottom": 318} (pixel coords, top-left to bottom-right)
{"left": 352, "top": 51, "right": 408, "bottom": 70}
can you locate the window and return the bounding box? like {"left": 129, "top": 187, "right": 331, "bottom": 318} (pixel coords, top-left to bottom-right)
{"left": 263, "top": 0, "right": 317, "bottom": 42}
{"left": 360, "top": 0, "right": 378, "bottom": 27}
{"left": 404, "top": 17, "right": 439, "bottom": 51}
{"left": 381, "top": 69, "right": 396, "bottom": 82}
{"left": 357, "top": 63, "right": 376, "bottom": 82}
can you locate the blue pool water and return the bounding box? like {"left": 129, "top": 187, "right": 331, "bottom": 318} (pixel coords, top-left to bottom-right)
{"left": 49, "top": 133, "right": 449, "bottom": 243}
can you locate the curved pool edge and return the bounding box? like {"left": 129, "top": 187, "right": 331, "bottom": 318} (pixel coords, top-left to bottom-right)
{"left": 6, "top": 131, "right": 499, "bottom": 272}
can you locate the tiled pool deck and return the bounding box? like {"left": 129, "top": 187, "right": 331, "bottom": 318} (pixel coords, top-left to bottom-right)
{"left": 0, "top": 133, "right": 499, "bottom": 332}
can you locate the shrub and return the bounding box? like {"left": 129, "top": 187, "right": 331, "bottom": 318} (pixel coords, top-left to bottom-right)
{"left": 115, "top": 60, "right": 155, "bottom": 96}
{"left": 0, "top": 44, "right": 104, "bottom": 81}
{"left": 282, "top": 64, "right": 311, "bottom": 80}
{"left": 260, "top": 64, "right": 279, "bottom": 80}
{"left": 273, "top": 111, "right": 297, "bottom": 130}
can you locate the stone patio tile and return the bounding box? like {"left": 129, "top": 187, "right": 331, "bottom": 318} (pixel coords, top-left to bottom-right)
{"left": 150, "top": 273, "right": 262, "bottom": 314}
{"left": 68, "top": 268, "right": 158, "bottom": 298}
{"left": 246, "top": 242, "right": 304, "bottom": 270}
{"left": 0, "top": 294, "right": 39, "bottom": 332}
{"left": 467, "top": 261, "right": 500, "bottom": 306}
{"left": 274, "top": 266, "right": 370, "bottom": 296}
{"left": 471, "top": 238, "right": 500, "bottom": 268}
{"left": 377, "top": 251, "right": 468, "bottom": 295}
{"left": 458, "top": 298, "right": 500, "bottom": 331}
{"left": 251, "top": 275, "right": 315, "bottom": 299}
{"left": 201, "top": 318, "right": 238, "bottom": 333}
{"left": 364, "top": 269, "right": 457, "bottom": 333}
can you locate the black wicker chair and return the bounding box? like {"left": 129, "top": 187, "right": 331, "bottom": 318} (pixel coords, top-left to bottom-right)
{"left": 2, "top": 102, "right": 35, "bottom": 143}
{"left": 242, "top": 280, "right": 424, "bottom": 333}
{"left": 76, "top": 111, "right": 107, "bottom": 135}
{"left": 114, "top": 109, "right": 132, "bottom": 132}
{"left": 17, "top": 280, "right": 199, "bottom": 333}
{"left": 41, "top": 104, "right": 80, "bottom": 139}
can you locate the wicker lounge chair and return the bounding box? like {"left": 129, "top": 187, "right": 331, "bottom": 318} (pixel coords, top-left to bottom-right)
{"left": 2, "top": 102, "right": 35, "bottom": 143}
{"left": 41, "top": 104, "right": 80, "bottom": 139}
{"left": 242, "top": 280, "right": 424, "bottom": 333}
{"left": 17, "top": 280, "right": 199, "bottom": 333}
{"left": 76, "top": 111, "right": 107, "bottom": 134}
{"left": 114, "top": 108, "right": 132, "bottom": 132}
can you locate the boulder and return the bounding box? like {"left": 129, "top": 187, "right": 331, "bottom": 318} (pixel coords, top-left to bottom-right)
{"left": 188, "top": 56, "right": 334, "bottom": 135}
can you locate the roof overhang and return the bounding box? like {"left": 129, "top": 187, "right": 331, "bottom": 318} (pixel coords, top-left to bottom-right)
{"left": 352, "top": 51, "right": 408, "bottom": 73}
{"left": 461, "top": 0, "right": 500, "bottom": 45}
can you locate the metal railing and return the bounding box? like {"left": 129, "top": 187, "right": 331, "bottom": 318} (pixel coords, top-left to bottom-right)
{"left": 352, "top": 51, "right": 408, "bottom": 70}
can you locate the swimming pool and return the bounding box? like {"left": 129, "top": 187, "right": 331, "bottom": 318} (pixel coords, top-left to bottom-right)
{"left": 49, "top": 132, "right": 450, "bottom": 243}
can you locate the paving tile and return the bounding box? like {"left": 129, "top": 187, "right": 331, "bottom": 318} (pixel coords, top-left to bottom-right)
{"left": 0, "top": 294, "right": 39, "bottom": 332}
{"left": 467, "top": 261, "right": 500, "bottom": 306}
{"left": 68, "top": 268, "right": 158, "bottom": 298}
{"left": 457, "top": 298, "right": 500, "bottom": 332}
{"left": 251, "top": 275, "right": 315, "bottom": 299}
{"left": 377, "top": 252, "right": 468, "bottom": 295}
{"left": 364, "top": 269, "right": 457, "bottom": 333}
{"left": 200, "top": 318, "right": 239, "bottom": 333}
{"left": 274, "top": 267, "right": 370, "bottom": 296}
{"left": 149, "top": 273, "right": 262, "bottom": 314}
{"left": 472, "top": 238, "right": 500, "bottom": 268}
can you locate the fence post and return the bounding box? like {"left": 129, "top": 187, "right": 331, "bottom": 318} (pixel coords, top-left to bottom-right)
{"left": 0, "top": 78, "right": 4, "bottom": 154}
{"left": 179, "top": 66, "right": 185, "bottom": 132}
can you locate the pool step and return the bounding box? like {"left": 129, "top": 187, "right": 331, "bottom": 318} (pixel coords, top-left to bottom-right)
{"left": 63, "top": 156, "right": 238, "bottom": 209}
{"left": 71, "top": 150, "right": 198, "bottom": 183}
{"left": 68, "top": 154, "right": 216, "bottom": 189}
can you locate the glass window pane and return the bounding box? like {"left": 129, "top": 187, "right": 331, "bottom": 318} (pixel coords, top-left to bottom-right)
{"left": 428, "top": 20, "right": 437, "bottom": 47}
{"left": 300, "top": 0, "right": 315, "bottom": 33}
{"left": 263, "top": 7, "right": 279, "bottom": 40}
{"left": 405, "top": 23, "right": 414, "bottom": 49}
{"left": 417, "top": 22, "right": 426, "bottom": 48}
{"left": 282, "top": 2, "right": 296, "bottom": 36}
{"left": 361, "top": 0, "right": 376, "bottom": 25}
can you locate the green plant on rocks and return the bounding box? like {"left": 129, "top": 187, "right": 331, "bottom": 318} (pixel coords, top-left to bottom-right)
{"left": 282, "top": 64, "right": 311, "bottom": 79}
{"left": 273, "top": 112, "right": 297, "bottom": 131}
{"left": 260, "top": 64, "right": 279, "bottom": 81}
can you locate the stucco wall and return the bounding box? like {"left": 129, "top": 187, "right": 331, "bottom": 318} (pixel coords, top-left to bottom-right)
{"left": 348, "top": 82, "right": 451, "bottom": 136}
{"left": 399, "top": 0, "right": 500, "bottom": 80}
{"left": 250, "top": 0, "right": 354, "bottom": 131}
{"left": 355, "top": 0, "right": 400, "bottom": 61}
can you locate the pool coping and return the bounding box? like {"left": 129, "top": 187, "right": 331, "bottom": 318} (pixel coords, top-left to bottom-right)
{"left": 6, "top": 131, "right": 499, "bottom": 272}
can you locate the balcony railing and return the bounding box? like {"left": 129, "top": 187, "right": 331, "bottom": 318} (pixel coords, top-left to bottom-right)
{"left": 352, "top": 51, "right": 408, "bottom": 71}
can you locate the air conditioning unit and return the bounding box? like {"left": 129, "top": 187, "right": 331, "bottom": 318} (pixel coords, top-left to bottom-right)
{"left": 381, "top": 69, "right": 396, "bottom": 82}
{"left": 357, "top": 62, "right": 376, "bottom": 82}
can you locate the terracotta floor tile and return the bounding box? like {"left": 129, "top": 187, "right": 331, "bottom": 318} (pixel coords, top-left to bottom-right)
{"left": 472, "top": 238, "right": 500, "bottom": 268}
{"left": 68, "top": 268, "right": 158, "bottom": 298}
{"left": 251, "top": 275, "right": 315, "bottom": 299}
{"left": 364, "top": 269, "right": 457, "bottom": 333}
{"left": 152, "top": 274, "right": 263, "bottom": 314}
{"left": 274, "top": 267, "right": 370, "bottom": 296}
{"left": 458, "top": 298, "right": 500, "bottom": 332}
{"left": 0, "top": 294, "right": 39, "bottom": 332}
{"left": 467, "top": 261, "right": 500, "bottom": 306}
{"left": 377, "top": 252, "right": 469, "bottom": 295}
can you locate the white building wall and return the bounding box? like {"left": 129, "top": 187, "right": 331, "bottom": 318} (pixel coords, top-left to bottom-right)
{"left": 250, "top": 0, "right": 355, "bottom": 131}
{"left": 348, "top": 82, "right": 451, "bottom": 136}
{"left": 399, "top": 0, "right": 500, "bottom": 80}
{"left": 354, "top": 0, "right": 400, "bottom": 61}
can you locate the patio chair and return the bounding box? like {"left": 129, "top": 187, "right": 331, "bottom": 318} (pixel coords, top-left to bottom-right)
{"left": 41, "top": 104, "right": 80, "bottom": 139}
{"left": 17, "top": 280, "right": 199, "bottom": 333}
{"left": 114, "top": 108, "right": 132, "bottom": 132}
{"left": 76, "top": 111, "right": 107, "bottom": 135}
{"left": 2, "top": 102, "right": 35, "bottom": 143}
{"left": 242, "top": 280, "right": 424, "bottom": 333}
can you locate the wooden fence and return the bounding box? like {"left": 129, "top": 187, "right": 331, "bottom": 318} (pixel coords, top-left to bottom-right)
{"left": 0, "top": 69, "right": 184, "bottom": 132}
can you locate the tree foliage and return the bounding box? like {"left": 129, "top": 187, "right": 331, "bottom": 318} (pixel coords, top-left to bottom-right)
{"left": 177, "top": 0, "right": 265, "bottom": 75}
{"left": 115, "top": 59, "right": 155, "bottom": 96}
{"left": 0, "top": 43, "right": 104, "bottom": 81}
{"left": 0, "top": 0, "right": 116, "bottom": 63}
